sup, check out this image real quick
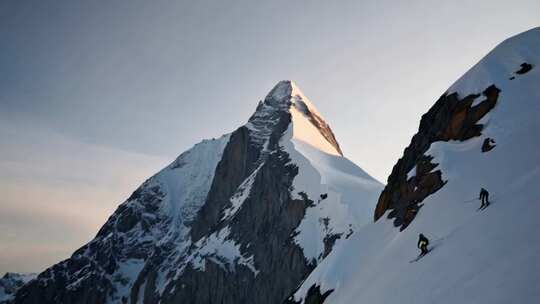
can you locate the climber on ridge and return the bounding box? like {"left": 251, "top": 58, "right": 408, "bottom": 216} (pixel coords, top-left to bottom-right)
{"left": 479, "top": 188, "right": 490, "bottom": 209}
{"left": 417, "top": 233, "right": 430, "bottom": 256}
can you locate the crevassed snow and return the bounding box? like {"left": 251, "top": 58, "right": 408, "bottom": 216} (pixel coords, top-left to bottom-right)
{"left": 293, "top": 27, "right": 540, "bottom": 304}
{"left": 280, "top": 86, "right": 383, "bottom": 261}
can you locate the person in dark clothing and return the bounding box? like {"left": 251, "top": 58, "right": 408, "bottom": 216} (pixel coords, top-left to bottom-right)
{"left": 417, "top": 233, "right": 430, "bottom": 255}
{"left": 479, "top": 188, "right": 490, "bottom": 209}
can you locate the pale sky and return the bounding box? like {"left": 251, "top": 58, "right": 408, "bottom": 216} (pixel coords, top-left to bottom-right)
{"left": 0, "top": 0, "right": 538, "bottom": 275}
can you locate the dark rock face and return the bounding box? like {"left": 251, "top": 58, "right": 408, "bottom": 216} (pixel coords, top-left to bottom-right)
{"left": 481, "top": 137, "right": 496, "bottom": 152}
{"left": 159, "top": 111, "right": 314, "bottom": 304}
{"left": 0, "top": 273, "right": 36, "bottom": 303}
{"left": 322, "top": 233, "right": 343, "bottom": 259}
{"left": 15, "top": 256, "right": 112, "bottom": 304}
{"left": 190, "top": 126, "right": 261, "bottom": 241}
{"left": 511, "top": 62, "right": 533, "bottom": 80}
{"left": 284, "top": 284, "right": 333, "bottom": 304}
{"left": 374, "top": 85, "right": 500, "bottom": 230}
{"left": 515, "top": 62, "right": 533, "bottom": 74}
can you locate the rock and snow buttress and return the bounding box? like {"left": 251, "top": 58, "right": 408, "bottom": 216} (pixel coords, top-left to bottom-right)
{"left": 291, "top": 27, "right": 540, "bottom": 304}
{"left": 9, "top": 81, "right": 382, "bottom": 304}
{"left": 0, "top": 274, "right": 36, "bottom": 303}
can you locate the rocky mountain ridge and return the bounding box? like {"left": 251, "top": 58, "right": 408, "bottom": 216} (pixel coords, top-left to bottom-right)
{"left": 0, "top": 273, "right": 36, "bottom": 303}
{"left": 10, "top": 81, "right": 382, "bottom": 304}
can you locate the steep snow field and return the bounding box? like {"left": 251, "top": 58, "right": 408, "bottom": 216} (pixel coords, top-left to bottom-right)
{"left": 280, "top": 82, "right": 382, "bottom": 261}
{"left": 294, "top": 28, "right": 540, "bottom": 304}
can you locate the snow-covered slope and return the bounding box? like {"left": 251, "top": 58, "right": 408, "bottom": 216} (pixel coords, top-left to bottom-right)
{"left": 280, "top": 82, "right": 381, "bottom": 261}
{"left": 291, "top": 27, "right": 540, "bottom": 304}
{"left": 13, "top": 81, "right": 381, "bottom": 304}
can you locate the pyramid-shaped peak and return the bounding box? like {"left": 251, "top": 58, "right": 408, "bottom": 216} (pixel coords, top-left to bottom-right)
{"left": 265, "top": 80, "right": 310, "bottom": 103}
{"left": 266, "top": 79, "right": 307, "bottom": 99}
{"left": 247, "top": 80, "right": 343, "bottom": 156}
{"left": 266, "top": 80, "right": 295, "bottom": 100}
{"left": 264, "top": 80, "right": 323, "bottom": 116}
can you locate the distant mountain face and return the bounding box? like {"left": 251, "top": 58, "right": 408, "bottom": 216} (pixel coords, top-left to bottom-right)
{"left": 291, "top": 28, "right": 540, "bottom": 304}
{"left": 12, "top": 81, "right": 382, "bottom": 304}
{"left": 0, "top": 273, "right": 36, "bottom": 303}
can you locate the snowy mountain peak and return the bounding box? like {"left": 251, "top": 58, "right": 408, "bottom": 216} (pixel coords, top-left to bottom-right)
{"left": 12, "top": 77, "right": 382, "bottom": 304}
{"left": 267, "top": 80, "right": 296, "bottom": 104}
{"left": 264, "top": 80, "right": 324, "bottom": 118}
{"left": 248, "top": 80, "right": 343, "bottom": 156}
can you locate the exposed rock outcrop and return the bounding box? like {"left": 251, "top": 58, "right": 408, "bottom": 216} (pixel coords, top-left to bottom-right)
{"left": 481, "top": 137, "right": 496, "bottom": 152}
{"left": 374, "top": 85, "right": 500, "bottom": 230}
{"left": 515, "top": 62, "right": 533, "bottom": 75}
{"left": 284, "top": 284, "right": 333, "bottom": 304}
